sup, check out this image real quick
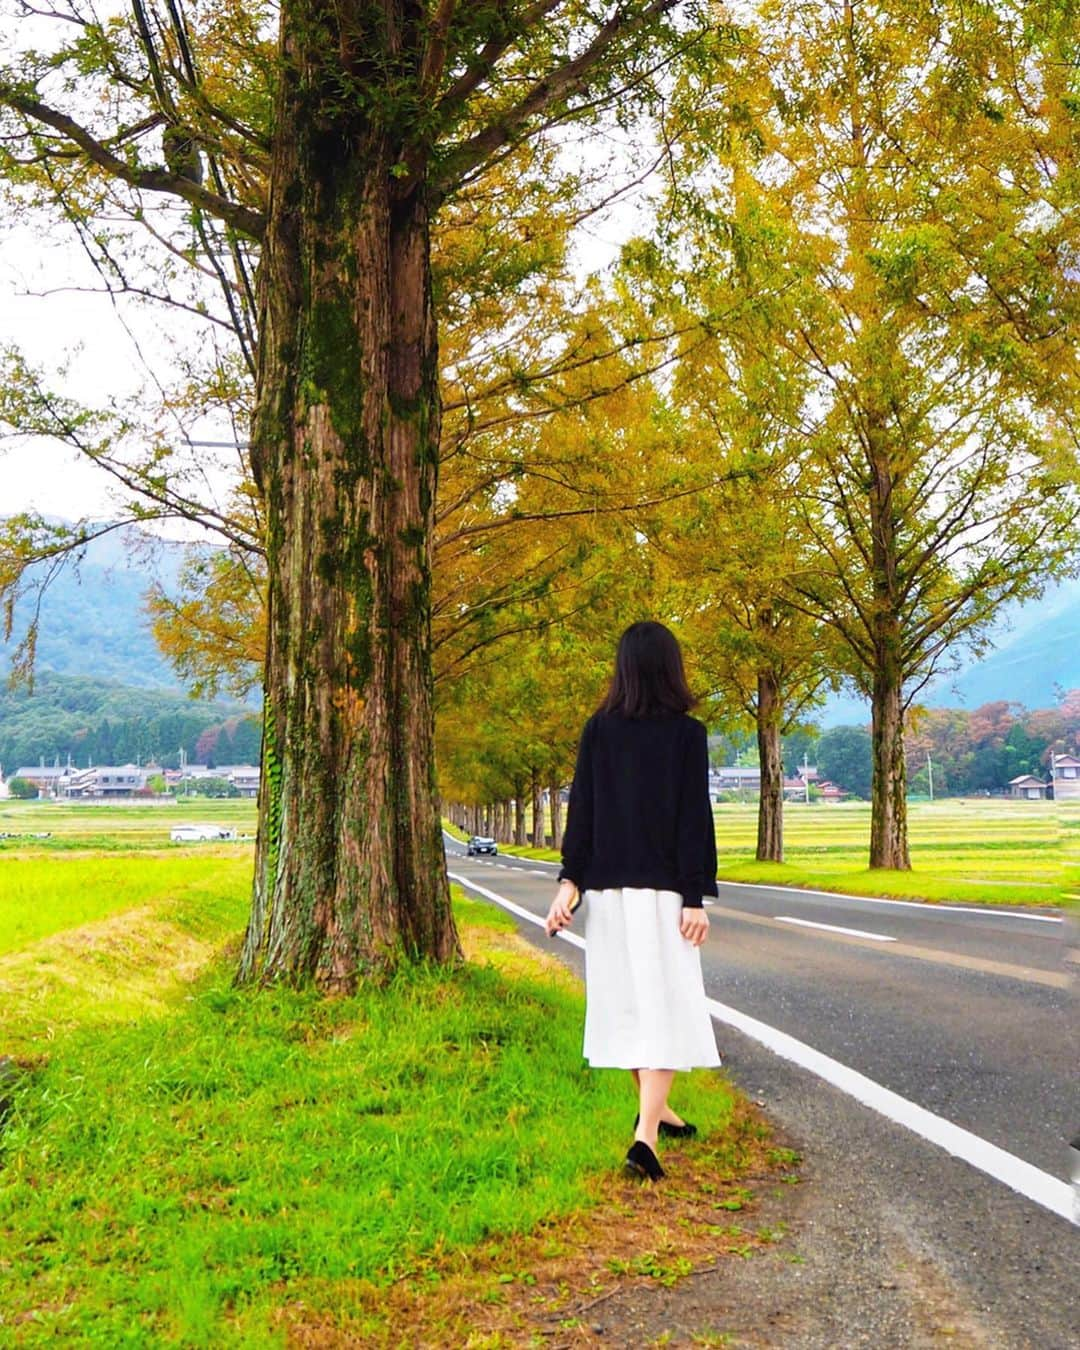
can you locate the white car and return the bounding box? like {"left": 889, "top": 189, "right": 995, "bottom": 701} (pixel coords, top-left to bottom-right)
{"left": 170, "top": 824, "right": 236, "bottom": 843}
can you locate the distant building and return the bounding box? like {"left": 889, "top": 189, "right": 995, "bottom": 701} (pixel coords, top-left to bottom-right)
{"left": 711, "top": 764, "right": 821, "bottom": 801}
{"left": 1009, "top": 773, "right": 1049, "bottom": 800}
{"left": 61, "top": 765, "right": 148, "bottom": 798}
{"left": 1051, "top": 754, "right": 1080, "bottom": 802}
{"left": 216, "top": 765, "right": 261, "bottom": 797}
{"left": 12, "top": 765, "right": 66, "bottom": 796}
{"left": 172, "top": 764, "right": 260, "bottom": 797}
{"left": 710, "top": 767, "right": 761, "bottom": 798}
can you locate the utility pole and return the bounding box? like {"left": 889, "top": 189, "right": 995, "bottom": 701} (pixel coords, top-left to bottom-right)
{"left": 927, "top": 752, "right": 934, "bottom": 803}
{"left": 802, "top": 752, "right": 811, "bottom": 805}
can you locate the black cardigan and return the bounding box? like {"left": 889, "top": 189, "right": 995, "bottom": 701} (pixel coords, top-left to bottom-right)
{"left": 557, "top": 710, "right": 719, "bottom": 908}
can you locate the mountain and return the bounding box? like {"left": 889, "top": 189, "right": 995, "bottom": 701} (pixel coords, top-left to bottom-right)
{"left": 820, "top": 577, "right": 1080, "bottom": 726}
{"left": 2, "top": 524, "right": 192, "bottom": 690}
{"left": 4, "top": 521, "right": 1077, "bottom": 718}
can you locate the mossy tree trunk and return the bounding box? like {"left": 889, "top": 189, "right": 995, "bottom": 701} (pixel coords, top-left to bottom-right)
{"left": 239, "top": 1, "right": 459, "bottom": 988}
{"left": 755, "top": 667, "right": 784, "bottom": 863}
{"left": 530, "top": 766, "right": 544, "bottom": 847}
{"left": 549, "top": 776, "right": 563, "bottom": 851}
{"left": 867, "top": 435, "right": 911, "bottom": 871}
{"left": 514, "top": 787, "right": 527, "bottom": 845}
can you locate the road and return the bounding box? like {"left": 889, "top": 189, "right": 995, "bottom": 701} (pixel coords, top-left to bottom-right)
{"left": 445, "top": 836, "right": 1079, "bottom": 1348}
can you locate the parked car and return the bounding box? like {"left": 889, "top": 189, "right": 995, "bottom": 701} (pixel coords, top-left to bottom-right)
{"left": 466, "top": 835, "right": 498, "bottom": 856}
{"left": 170, "top": 824, "right": 236, "bottom": 843}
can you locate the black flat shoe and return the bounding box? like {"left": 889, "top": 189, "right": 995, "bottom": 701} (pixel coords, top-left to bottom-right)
{"left": 625, "top": 1140, "right": 665, "bottom": 1181}
{"left": 634, "top": 1113, "right": 698, "bottom": 1139}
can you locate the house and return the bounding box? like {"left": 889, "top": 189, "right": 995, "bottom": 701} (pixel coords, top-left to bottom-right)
{"left": 217, "top": 765, "right": 261, "bottom": 797}
{"left": 710, "top": 767, "right": 761, "bottom": 799}
{"left": 1009, "top": 773, "right": 1048, "bottom": 800}
{"left": 1050, "top": 754, "right": 1080, "bottom": 802}
{"left": 817, "top": 780, "right": 848, "bottom": 802}
{"left": 60, "top": 765, "right": 149, "bottom": 798}
{"left": 12, "top": 765, "right": 66, "bottom": 796}
{"left": 173, "top": 764, "right": 260, "bottom": 796}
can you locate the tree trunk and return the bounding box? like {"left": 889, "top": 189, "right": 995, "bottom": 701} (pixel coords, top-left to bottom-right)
{"left": 870, "top": 666, "right": 909, "bottom": 867}
{"left": 866, "top": 424, "right": 911, "bottom": 871}
{"left": 549, "top": 777, "right": 563, "bottom": 851}
{"left": 755, "top": 668, "right": 784, "bottom": 862}
{"left": 239, "top": 6, "right": 458, "bottom": 988}
{"left": 530, "top": 766, "right": 544, "bottom": 847}
{"left": 514, "top": 789, "right": 527, "bottom": 846}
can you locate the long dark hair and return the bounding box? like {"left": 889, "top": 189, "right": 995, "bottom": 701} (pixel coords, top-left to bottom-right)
{"left": 599, "top": 621, "right": 697, "bottom": 719}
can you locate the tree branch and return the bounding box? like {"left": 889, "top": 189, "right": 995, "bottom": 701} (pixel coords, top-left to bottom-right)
{"left": 434, "top": 0, "right": 680, "bottom": 196}
{"left": 0, "top": 85, "right": 266, "bottom": 238}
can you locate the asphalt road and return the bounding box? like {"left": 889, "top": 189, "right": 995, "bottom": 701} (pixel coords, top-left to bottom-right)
{"left": 445, "top": 837, "right": 1079, "bottom": 1348}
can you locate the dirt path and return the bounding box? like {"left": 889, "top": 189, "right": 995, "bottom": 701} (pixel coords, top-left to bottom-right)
{"left": 568, "top": 1130, "right": 1002, "bottom": 1349}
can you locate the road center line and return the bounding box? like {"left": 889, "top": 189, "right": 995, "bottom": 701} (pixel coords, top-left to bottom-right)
{"left": 775, "top": 916, "right": 896, "bottom": 942}
{"left": 710, "top": 904, "right": 1069, "bottom": 989}
{"left": 448, "top": 871, "right": 1077, "bottom": 1228}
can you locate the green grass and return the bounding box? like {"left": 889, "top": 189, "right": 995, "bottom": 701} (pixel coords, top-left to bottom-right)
{"left": 488, "top": 800, "right": 1070, "bottom": 907}
{"left": 0, "top": 854, "right": 253, "bottom": 954}
{"left": 0, "top": 871, "right": 738, "bottom": 1345}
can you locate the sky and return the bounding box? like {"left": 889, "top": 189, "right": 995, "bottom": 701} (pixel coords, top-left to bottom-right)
{"left": 0, "top": 119, "right": 634, "bottom": 532}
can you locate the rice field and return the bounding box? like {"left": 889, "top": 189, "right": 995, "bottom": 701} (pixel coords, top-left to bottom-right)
{"left": 709, "top": 799, "right": 1074, "bottom": 908}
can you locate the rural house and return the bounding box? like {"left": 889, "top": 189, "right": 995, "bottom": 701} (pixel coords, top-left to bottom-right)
{"left": 1051, "top": 753, "right": 1080, "bottom": 802}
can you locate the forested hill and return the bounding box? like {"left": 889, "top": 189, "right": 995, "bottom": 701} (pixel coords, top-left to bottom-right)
{"left": 3, "top": 522, "right": 1077, "bottom": 724}
{"left": 0, "top": 522, "right": 189, "bottom": 690}
{"left": 0, "top": 673, "right": 260, "bottom": 772}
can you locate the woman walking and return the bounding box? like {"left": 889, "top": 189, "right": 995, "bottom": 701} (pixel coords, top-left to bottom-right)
{"left": 545, "top": 621, "right": 721, "bottom": 1181}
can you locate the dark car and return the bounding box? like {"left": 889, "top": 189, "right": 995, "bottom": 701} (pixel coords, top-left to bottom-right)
{"left": 466, "top": 835, "right": 498, "bottom": 856}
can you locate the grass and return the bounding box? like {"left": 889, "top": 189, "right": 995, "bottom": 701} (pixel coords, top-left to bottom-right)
{"left": 0, "top": 853, "right": 252, "bottom": 954}
{"left": 0, "top": 851, "right": 748, "bottom": 1344}
{"left": 484, "top": 799, "right": 1071, "bottom": 907}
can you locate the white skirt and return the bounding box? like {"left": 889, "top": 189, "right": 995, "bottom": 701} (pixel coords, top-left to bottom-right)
{"left": 582, "top": 887, "right": 722, "bottom": 1071}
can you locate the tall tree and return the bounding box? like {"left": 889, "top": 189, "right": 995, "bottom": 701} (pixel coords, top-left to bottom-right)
{"left": 2, "top": 1, "right": 715, "bottom": 986}
{"left": 673, "top": 0, "right": 1080, "bottom": 868}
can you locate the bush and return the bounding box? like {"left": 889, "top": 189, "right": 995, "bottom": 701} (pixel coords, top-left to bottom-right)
{"left": 6, "top": 776, "right": 38, "bottom": 799}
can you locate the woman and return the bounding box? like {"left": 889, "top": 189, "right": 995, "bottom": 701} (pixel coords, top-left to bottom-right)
{"left": 545, "top": 620, "right": 721, "bottom": 1182}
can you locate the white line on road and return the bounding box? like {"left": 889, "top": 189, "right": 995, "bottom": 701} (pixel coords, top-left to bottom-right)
{"left": 714, "top": 879, "right": 1062, "bottom": 924}
{"left": 775, "top": 916, "right": 896, "bottom": 942}
{"left": 440, "top": 840, "right": 1061, "bottom": 922}
{"left": 448, "top": 870, "right": 1077, "bottom": 1229}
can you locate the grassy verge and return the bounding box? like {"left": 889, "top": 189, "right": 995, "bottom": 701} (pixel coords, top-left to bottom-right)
{"left": 0, "top": 888, "right": 752, "bottom": 1344}
{"left": 483, "top": 801, "right": 1066, "bottom": 907}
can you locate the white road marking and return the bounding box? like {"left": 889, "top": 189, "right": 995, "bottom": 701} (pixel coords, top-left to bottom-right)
{"left": 448, "top": 871, "right": 1077, "bottom": 1229}
{"left": 439, "top": 840, "right": 1061, "bottom": 923}
{"left": 713, "top": 879, "right": 1062, "bottom": 924}
{"left": 775, "top": 916, "right": 896, "bottom": 942}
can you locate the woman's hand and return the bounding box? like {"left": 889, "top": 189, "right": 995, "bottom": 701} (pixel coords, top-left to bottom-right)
{"left": 680, "top": 907, "right": 709, "bottom": 947}
{"left": 546, "top": 880, "right": 579, "bottom": 936}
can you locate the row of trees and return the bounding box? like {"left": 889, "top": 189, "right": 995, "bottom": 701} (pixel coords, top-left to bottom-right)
{"left": 1, "top": 2, "right": 1078, "bottom": 986}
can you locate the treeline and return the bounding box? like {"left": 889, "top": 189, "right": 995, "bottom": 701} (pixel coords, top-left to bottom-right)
{"left": 0, "top": 674, "right": 261, "bottom": 772}
{"left": 903, "top": 695, "right": 1080, "bottom": 798}
{"left": 714, "top": 695, "right": 1080, "bottom": 801}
